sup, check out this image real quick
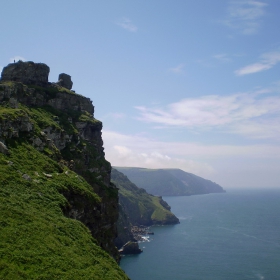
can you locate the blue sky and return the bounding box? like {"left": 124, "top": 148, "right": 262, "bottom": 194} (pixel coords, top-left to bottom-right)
{"left": 1, "top": 0, "right": 280, "bottom": 188}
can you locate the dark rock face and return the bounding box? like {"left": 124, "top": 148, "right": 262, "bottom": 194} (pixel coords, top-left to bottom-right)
{"left": 0, "top": 82, "right": 94, "bottom": 115}
{"left": 1, "top": 61, "right": 49, "bottom": 86}
{"left": 57, "top": 73, "right": 73, "bottom": 90}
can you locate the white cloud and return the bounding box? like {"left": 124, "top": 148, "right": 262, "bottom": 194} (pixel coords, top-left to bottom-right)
{"left": 10, "top": 56, "right": 26, "bottom": 63}
{"left": 135, "top": 89, "right": 280, "bottom": 139}
{"left": 231, "top": 119, "right": 280, "bottom": 138}
{"left": 102, "top": 130, "right": 280, "bottom": 188}
{"left": 224, "top": 0, "right": 267, "bottom": 35}
{"left": 213, "top": 54, "right": 232, "bottom": 63}
{"left": 169, "top": 63, "right": 185, "bottom": 74}
{"left": 235, "top": 51, "right": 280, "bottom": 75}
{"left": 103, "top": 130, "right": 215, "bottom": 176}
{"left": 116, "top": 17, "right": 137, "bottom": 32}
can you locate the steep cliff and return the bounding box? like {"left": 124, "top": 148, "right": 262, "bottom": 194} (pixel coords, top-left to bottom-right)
{"left": 0, "top": 61, "right": 128, "bottom": 278}
{"left": 112, "top": 168, "right": 179, "bottom": 249}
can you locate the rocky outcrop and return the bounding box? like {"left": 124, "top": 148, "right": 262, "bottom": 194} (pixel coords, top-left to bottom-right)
{"left": 0, "top": 82, "right": 94, "bottom": 115}
{"left": 57, "top": 73, "right": 73, "bottom": 90}
{"left": 1, "top": 61, "right": 49, "bottom": 86}
{"left": 0, "top": 62, "right": 120, "bottom": 262}
{"left": 112, "top": 168, "right": 179, "bottom": 254}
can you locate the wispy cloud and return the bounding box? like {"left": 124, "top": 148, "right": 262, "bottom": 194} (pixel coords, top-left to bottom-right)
{"left": 10, "top": 56, "right": 26, "bottom": 63}
{"left": 235, "top": 51, "right": 280, "bottom": 75}
{"left": 169, "top": 63, "right": 185, "bottom": 74}
{"left": 135, "top": 89, "right": 280, "bottom": 139}
{"left": 102, "top": 129, "right": 280, "bottom": 187}
{"left": 103, "top": 130, "right": 215, "bottom": 176}
{"left": 213, "top": 53, "right": 232, "bottom": 63}
{"left": 224, "top": 0, "right": 267, "bottom": 35}
{"left": 116, "top": 17, "right": 138, "bottom": 32}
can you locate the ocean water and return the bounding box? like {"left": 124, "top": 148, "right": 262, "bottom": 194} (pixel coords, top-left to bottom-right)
{"left": 120, "top": 189, "right": 280, "bottom": 280}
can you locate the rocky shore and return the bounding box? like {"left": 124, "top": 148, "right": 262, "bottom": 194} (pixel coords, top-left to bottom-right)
{"left": 131, "top": 226, "right": 154, "bottom": 242}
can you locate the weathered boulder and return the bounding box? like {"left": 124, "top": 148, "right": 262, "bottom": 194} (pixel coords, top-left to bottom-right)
{"left": 1, "top": 61, "right": 49, "bottom": 86}
{"left": 57, "top": 73, "right": 73, "bottom": 90}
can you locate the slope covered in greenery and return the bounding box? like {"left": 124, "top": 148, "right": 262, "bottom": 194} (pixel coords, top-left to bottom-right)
{"left": 0, "top": 141, "right": 128, "bottom": 279}
{"left": 0, "top": 75, "right": 128, "bottom": 279}
{"left": 112, "top": 168, "right": 179, "bottom": 227}
{"left": 114, "top": 167, "right": 225, "bottom": 196}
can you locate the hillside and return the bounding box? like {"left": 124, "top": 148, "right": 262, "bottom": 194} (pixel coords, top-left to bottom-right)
{"left": 114, "top": 167, "right": 225, "bottom": 196}
{"left": 112, "top": 168, "right": 179, "bottom": 249}
{"left": 0, "top": 61, "right": 128, "bottom": 279}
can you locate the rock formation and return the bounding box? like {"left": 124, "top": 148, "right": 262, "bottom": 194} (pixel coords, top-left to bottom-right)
{"left": 1, "top": 61, "right": 49, "bottom": 86}
{"left": 0, "top": 61, "right": 119, "bottom": 262}
{"left": 57, "top": 73, "right": 73, "bottom": 90}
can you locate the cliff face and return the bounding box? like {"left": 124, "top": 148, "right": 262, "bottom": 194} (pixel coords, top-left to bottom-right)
{"left": 111, "top": 168, "right": 179, "bottom": 249}
{"left": 0, "top": 62, "right": 120, "bottom": 263}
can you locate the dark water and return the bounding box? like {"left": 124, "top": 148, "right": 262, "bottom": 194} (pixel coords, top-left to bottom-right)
{"left": 120, "top": 189, "right": 280, "bottom": 280}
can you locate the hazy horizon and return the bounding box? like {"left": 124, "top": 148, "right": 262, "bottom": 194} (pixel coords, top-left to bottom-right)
{"left": 1, "top": 0, "right": 280, "bottom": 189}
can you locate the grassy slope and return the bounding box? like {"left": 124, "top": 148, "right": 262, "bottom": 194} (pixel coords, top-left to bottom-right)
{"left": 0, "top": 84, "right": 128, "bottom": 279}
{"left": 111, "top": 168, "right": 179, "bottom": 226}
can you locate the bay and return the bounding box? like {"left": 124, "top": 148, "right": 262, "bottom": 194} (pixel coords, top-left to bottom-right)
{"left": 120, "top": 189, "right": 280, "bottom": 280}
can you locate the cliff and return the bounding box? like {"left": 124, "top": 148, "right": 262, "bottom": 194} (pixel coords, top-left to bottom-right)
{"left": 114, "top": 167, "right": 225, "bottom": 196}
{"left": 112, "top": 168, "right": 179, "bottom": 250}
{"left": 0, "top": 61, "right": 128, "bottom": 279}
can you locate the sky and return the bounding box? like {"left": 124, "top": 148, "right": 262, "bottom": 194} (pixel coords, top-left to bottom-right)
{"left": 1, "top": 0, "right": 280, "bottom": 188}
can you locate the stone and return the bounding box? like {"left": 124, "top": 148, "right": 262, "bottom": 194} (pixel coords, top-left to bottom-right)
{"left": 1, "top": 61, "right": 49, "bottom": 86}
{"left": 22, "top": 174, "right": 31, "bottom": 181}
{"left": 43, "top": 172, "right": 52, "bottom": 178}
{"left": 0, "top": 142, "right": 9, "bottom": 155}
{"left": 57, "top": 73, "right": 73, "bottom": 90}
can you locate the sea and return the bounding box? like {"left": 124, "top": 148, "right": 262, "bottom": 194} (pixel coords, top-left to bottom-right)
{"left": 120, "top": 189, "right": 280, "bottom": 280}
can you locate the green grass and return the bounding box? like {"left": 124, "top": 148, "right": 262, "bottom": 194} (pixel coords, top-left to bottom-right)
{"left": 0, "top": 108, "right": 27, "bottom": 121}
{"left": 111, "top": 168, "right": 179, "bottom": 226}
{"left": 0, "top": 83, "right": 129, "bottom": 279}
{"left": 0, "top": 141, "right": 128, "bottom": 279}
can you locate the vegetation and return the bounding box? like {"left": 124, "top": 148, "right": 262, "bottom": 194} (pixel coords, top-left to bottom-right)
{"left": 111, "top": 168, "right": 179, "bottom": 226}
{"left": 0, "top": 80, "right": 128, "bottom": 279}
{"left": 0, "top": 141, "right": 128, "bottom": 279}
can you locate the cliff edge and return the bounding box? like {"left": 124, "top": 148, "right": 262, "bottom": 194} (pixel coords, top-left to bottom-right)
{"left": 0, "top": 61, "right": 128, "bottom": 279}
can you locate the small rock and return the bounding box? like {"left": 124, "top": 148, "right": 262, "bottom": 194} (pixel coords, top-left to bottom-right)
{"left": 22, "top": 174, "right": 31, "bottom": 181}
{"left": 0, "top": 141, "right": 9, "bottom": 155}
{"left": 43, "top": 172, "right": 52, "bottom": 178}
